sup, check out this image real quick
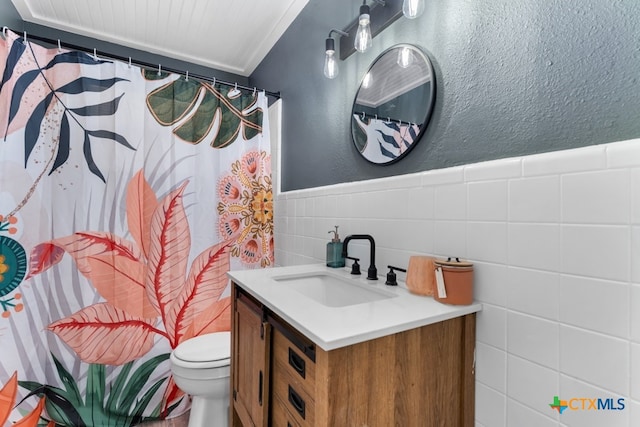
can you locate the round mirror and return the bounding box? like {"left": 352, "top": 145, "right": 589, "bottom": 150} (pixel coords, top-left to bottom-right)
{"left": 351, "top": 44, "right": 435, "bottom": 165}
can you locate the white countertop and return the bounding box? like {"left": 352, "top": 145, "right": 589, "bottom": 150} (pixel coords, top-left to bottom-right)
{"left": 228, "top": 264, "right": 482, "bottom": 351}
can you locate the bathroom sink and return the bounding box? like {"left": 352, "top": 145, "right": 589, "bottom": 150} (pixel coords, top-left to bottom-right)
{"left": 272, "top": 272, "right": 397, "bottom": 308}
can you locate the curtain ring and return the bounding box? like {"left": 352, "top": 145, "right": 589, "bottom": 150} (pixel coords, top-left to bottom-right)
{"left": 157, "top": 64, "right": 162, "bottom": 76}
{"left": 374, "top": 114, "right": 378, "bottom": 121}
{"left": 57, "top": 39, "right": 62, "bottom": 52}
{"left": 185, "top": 70, "right": 189, "bottom": 81}
{"left": 361, "top": 112, "right": 365, "bottom": 120}
{"left": 128, "top": 57, "right": 132, "bottom": 68}
{"left": 212, "top": 77, "right": 216, "bottom": 86}
{"left": 253, "top": 87, "right": 256, "bottom": 95}
{"left": 1, "top": 27, "right": 8, "bottom": 38}
{"left": 23, "top": 31, "right": 27, "bottom": 44}
{"left": 234, "top": 82, "right": 238, "bottom": 90}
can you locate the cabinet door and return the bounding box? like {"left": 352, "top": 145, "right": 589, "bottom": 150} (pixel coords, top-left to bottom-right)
{"left": 232, "top": 289, "right": 271, "bottom": 427}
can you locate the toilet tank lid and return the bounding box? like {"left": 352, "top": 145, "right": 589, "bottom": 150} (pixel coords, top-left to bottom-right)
{"left": 173, "top": 332, "right": 231, "bottom": 362}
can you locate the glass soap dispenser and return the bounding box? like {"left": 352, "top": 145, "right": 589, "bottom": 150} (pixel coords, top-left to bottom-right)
{"left": 326, "top": 226, "right": 345, "bottom": 268}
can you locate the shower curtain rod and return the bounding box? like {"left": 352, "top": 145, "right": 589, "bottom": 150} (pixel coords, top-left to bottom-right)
{"left": 5, "top": 28, "right": 281, "bottom": 99}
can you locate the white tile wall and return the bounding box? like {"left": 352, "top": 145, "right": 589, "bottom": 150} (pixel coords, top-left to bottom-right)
{"left": 506, "top": 267, "right": 559, "bottom": 320}
{"left": 509, "top": 175, "right": 560, "bottom": 223}
{"left": 476, "top": 341, "right": 507, "bottom": 393}
{"left": 272, "top": 139, "right": 640, "bottom": 426}
{"left": 560, "top": 325, "right": 629, "bottom": 395}
{"left": 507, "top": 399, "right": 558, "bottom": 427}
{"left": 559, "top": 275, "right": 629, "bottom": 338}
{"left": 507, "top": 355, "right": 559, "bottom": 417}
{"left": 507, "top": 312, "right": 559, "bottom": 369}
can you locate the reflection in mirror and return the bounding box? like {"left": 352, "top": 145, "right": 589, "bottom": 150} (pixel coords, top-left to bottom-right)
{"left": 351, "top": 44, "right": 435, "bottom": 165}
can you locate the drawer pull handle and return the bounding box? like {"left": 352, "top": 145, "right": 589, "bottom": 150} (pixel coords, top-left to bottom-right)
{"left": 288, "top": 385, "right": 306, "bottom": 419}
{"left": 288, "top": 348, "right": 306, "bottom": 378}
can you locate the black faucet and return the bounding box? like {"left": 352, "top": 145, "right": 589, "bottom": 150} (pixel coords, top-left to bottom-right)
{"left": 342, "top": 234, "right": 377, "bottom": 280}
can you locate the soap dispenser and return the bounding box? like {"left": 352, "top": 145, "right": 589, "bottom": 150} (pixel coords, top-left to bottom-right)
{"left": 326, "top": 226, "right": 346, "bottom": 268}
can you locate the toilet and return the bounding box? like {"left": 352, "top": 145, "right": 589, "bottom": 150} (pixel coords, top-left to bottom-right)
{"left": 170, "top": 332, "right": 231, "bottom": 427}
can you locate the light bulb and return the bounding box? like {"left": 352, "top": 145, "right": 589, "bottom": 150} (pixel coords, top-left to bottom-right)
{"left": 402, "top": 0, "right": 424, "bottom": 19}
{"left": 324, "top": 50, "right": 339, "bottom": 79}
{"left": 354, "top": 4, "right": 372, "bottom": 53}
{"left": 397, "top": 47, "right": 414, "bottom": 68}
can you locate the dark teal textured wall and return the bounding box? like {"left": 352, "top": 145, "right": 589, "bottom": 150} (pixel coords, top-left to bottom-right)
{"left": 250, "top": 0, "right": 640, "bottom": 191}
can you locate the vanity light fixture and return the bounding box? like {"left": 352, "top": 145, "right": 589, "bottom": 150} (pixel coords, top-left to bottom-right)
{"left": 354, "top": 1, "right": 373, "bottom": 53}
{"left": 324, "top": 29, "right": 349, "bottom": 79}
{"left": 340, "top": 0, "right": 403, "bottom": 60}
{"left": 402, "top": 0, "right": 424, "bottom": 19}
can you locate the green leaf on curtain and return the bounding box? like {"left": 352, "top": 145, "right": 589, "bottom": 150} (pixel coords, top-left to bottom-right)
{"left": 129, "top": 377, "right": 167, "bottom": 421}
{"left": 0, "top": 38, "right": 26, "bottom": 96}
{"left": 17, "top": 382, "right": 86, "bottom": 426}
{"left": 51, "top": 352, "right": 84, "bottom": 407}
{"left": 104, "top": 361, "right": 134, "bottom": 411}
{"left": 86, "top": 364, "right": 106, "bottom": 419}
{"left": 145, "top": 77, "right": 203, "bottom": 126}
{"left": 173, "top": 87, "right": 219, "bottom": 145}
{"left": 243, "top": 107, "right": 263, "bottom": 141}
{"left": 116, "top": 353, "right": 170, "bottom": 412}
{"left": 141, "top": 69, "right": 171, "bottom": 81}
{"left": 143, "top": 74, "right": 263, "bottom": 146}
{"left": 20, "top": 353, "right": 174, "bottom": 426}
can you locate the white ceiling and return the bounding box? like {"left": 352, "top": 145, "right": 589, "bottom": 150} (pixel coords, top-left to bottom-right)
{"left": 11, "top": 0, "right": 309, "bottom": 76}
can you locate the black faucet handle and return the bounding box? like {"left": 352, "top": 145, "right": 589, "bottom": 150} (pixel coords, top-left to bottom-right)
{"left": 385, "top": 265, "right": 407, "bottom": 286}
{"left": 346, "top": 256, "right": 361, "bottom": 275}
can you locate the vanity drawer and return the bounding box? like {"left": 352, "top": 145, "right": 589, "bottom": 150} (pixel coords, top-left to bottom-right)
{"left": 270, "top": 391, "right": 302, "bottom": 427}
{"left": 272, "top": 327, "right": 316, "bottom": 396}
{"left": 271, "top": 367, "right": 314, "bottom": 426}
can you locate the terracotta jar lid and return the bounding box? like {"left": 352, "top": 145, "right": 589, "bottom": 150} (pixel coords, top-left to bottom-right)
{"left": 435, "top": 257, "right": 473, "bottom": 268}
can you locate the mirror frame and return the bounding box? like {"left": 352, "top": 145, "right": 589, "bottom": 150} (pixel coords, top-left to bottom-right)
{"left": 350, "top": 44, "right": 436, "bottom": 165}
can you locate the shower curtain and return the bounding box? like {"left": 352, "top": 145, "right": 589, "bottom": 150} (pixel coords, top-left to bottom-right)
{"left": 0, "top": 30, "right": 273, "bottom": 426}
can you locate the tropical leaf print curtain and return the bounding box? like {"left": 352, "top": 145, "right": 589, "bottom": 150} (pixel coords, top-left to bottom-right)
{"left": 0, "top": 30, "right": 273, "bottom": 426}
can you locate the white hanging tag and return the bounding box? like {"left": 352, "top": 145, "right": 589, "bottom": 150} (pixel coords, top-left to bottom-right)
{"left": 435, "top": 266, "right": 447, "bottom": 298}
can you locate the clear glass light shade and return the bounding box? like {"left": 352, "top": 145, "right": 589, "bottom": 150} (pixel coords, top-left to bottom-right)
{"left": 402, "top": 0, "right": 424, "bottom": 19}
{"left": 397, "top": 47, "right": 414, "bottom": 68}
{"left": 354, "top": 14, "right": 372, "bottom": 52}
{"left": 324, "top": 50, "right": 339, "bottom": 79}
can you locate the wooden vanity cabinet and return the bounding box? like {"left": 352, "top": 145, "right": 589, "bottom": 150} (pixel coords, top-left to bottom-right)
{"left": 230, "top": 283, "right": 476, "bottom": 427}
{"left": 231, "top": 286, "right": 271, "bottom": 427}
